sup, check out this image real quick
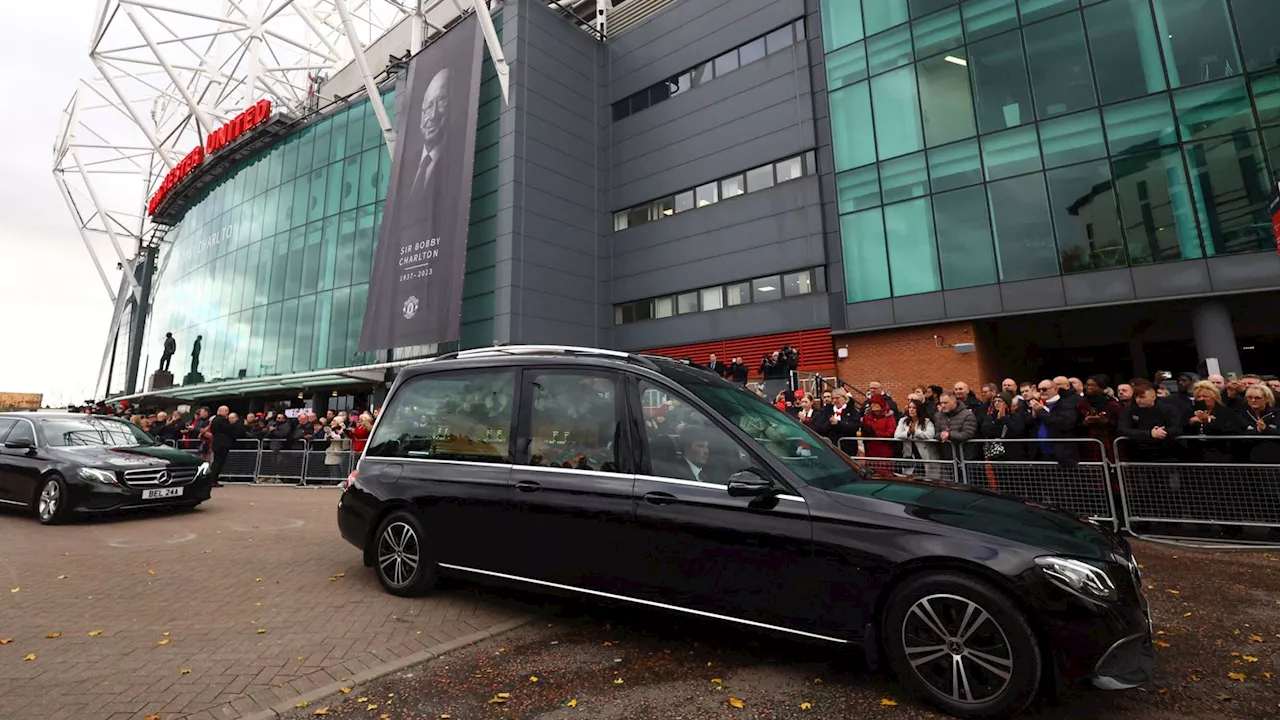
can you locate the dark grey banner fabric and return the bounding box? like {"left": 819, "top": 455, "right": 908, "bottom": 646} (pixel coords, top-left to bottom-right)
{"left": 359, "top": 14, "right": 484, "bottom": 352}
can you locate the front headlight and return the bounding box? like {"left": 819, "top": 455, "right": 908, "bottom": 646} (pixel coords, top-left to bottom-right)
{"left": 78, "top": 468, "right": 118, "bottom": 485}
{"left": 1035, "top": 556, "right": 1118, "bottom": 602}
{"left": 196, "top": 462, "right": 210, "bottom": 476}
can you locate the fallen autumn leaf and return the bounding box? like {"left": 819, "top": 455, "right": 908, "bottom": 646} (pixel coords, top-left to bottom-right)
{"left": 614, "top": 678, "right": 624, "bottom": 685}
{"left": 24, "top": 653, "right": 36, "bottom": 661}
{"left": 147, "top": 569, "right": 156, "bottom": 576}
{"left": 800, "top": 701, "right": 813, "bottom": 711}
{"left": 312, "top": 708, "right": 328, "bottom": 716}
{"left": 56, "top": 575, "right": 67, "bottom": 580}
{"left": 0, "top": 638, "right": 11, "bottom": 645}
{"left": 180, "top": 668, "right": 191, "bottom": 675}
{"left": 296, "top": 700, "right": 308, "bottom": 708}
{"left": 157, "top": 639, "right": 171, "bottom": 646}
{"left": 880, "top": 698, "right": 898, "bottom": 707}
{"left": 529, "top": 676, "right": 539, "bottom": 682}
{"left": 365, "top": 704, "right": 378, "bottom": 711}
{"left": 727, "top": 697, "right": 745, "bottom": 709}
{"left": 339, "top": 687, "right": 351, "bottom": 694}
{"left": 45, "top": 632, "right": 60, "bottom": 639}
{"left": 88, "top": 630, "right": 102, "bottom": 637}
{"left": 1244, "top": 656, "right": 1260, "bottom": 663}
{"left": 1228, "top": 672, "right": 1247, "bottom": 682}
{"left": 256, "top": 629, "right": 267, "bottom": 634}
{"left": 566, "top": 699, "right": 577, "bottom": 708}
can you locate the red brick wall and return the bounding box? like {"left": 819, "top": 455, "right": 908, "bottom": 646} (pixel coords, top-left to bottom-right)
{"left": 832, "top": 322, "right": 999, "bottom": 397}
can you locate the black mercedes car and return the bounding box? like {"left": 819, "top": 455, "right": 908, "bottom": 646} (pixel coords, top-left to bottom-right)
{"left": 0, "top": 413, "right": 212, "bottom": 524}
{"left": 337, "top": 346, "right": 1152, "bottom": 718}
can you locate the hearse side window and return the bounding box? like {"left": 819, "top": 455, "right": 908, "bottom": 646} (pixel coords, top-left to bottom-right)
{"left": 5, "top": 421, "right": 35, "bottom": 447}
{"left": 367, "top": 370, "right": 515, "bottom": 462}
{"left": 523, "top": 371, "right": 621, "bottom": 473}
{"left": 637, "top": 380, "right": 752, "bottom": 486}
{"left": 0, "top": 418, "right": 16, "bottom": 443}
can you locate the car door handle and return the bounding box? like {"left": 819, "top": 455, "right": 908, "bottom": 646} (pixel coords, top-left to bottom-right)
{"left": 515, "top": 480, "right": 541, "bottom": 493}
{"left": 642, "top": 491, "right": 677, "bottom": 506}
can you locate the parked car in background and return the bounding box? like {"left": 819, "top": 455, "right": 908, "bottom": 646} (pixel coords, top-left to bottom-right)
{"left": 0, "top": 413, "right": 211, "bottom": 524}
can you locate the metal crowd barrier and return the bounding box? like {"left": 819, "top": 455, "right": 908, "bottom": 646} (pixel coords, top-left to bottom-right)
{"left": 837, "top": 437, "right": 959, "bottom": 483}
{"left": 162, "top": 437, "right": 355, "bottom": 486}
{"left": 1114, "top": 435, "right": 1280, "bottom": 547}
{"left": 963, "top": 438, "right": 1118, "bottom": 530}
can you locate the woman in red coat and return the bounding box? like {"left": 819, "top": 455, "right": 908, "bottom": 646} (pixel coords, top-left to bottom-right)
{"left": 861, "top": 396, "right": 898, "bottom": 471}
{"left": 351, "top": 412, "right": 374, "bottom": 454}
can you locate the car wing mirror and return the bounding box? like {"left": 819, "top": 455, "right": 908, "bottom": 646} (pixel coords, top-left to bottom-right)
{"left": 5, "top": 437, "right": 35, "bottom": 452}
{"left": 726, "top": 469, "right": 776, "bottom": 498}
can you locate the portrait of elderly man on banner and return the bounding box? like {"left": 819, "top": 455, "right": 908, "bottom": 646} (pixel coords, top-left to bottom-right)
{"left": 359, "top": 13, "right": 484, "bottom": 353}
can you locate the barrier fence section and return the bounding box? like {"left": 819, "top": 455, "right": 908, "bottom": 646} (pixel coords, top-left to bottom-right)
{"left": 165, "top": 438, "right": 354, "bottom": 486}
{"left": 962, "top": 438, "right": 1117, "bottom": 530}
{"left": 1114, "top": 435, "right": 1280, "bottom": 543}
{"left": 837, "top": 438, "right": 959, "bottom": 483}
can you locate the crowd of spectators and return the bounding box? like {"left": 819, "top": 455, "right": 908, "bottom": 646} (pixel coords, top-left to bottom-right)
{"left": 762, "top": 372, "right": 1280, "bottom": 467}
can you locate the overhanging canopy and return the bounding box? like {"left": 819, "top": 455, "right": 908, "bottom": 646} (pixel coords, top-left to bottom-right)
{"left": 107, "top": 358, "right": 427, "bottom": 404}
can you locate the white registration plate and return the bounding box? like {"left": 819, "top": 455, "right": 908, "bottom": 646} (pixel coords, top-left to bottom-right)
{"left": 142, "top": 487, "right": 184, "bottom": 500}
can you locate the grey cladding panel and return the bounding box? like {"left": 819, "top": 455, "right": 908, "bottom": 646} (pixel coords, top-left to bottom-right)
{"left": 1000, "top": 277, "right": 1066, "bottom": 312}
{"left": 1062, "top": 268, "right": 1136, "bottom": 306}
{"left": 892, "top": 293, "right": 946, "bottom": 324}
{"left": 615, "top": 177, "right": 819, "bottom": 251}
{"left": 942, "top": 285, "right": 1002, "bottom": 318}
{"left": 614, "top": 235, "right": 823, "bottom": 301}
{"left": 613, "top": 294, "right": 830, "bottom": 350}
{"left": 1206, "top": 252, "right": 1280, "bottom": 292}
{"left": 1131, "top": 260, "right": 1212, "bottom": 298}
{"left": 609, "top": 0, "right": 803, "bottom": 100}
{"left": 844, "top": 299, "right": 895, "bottom": 330}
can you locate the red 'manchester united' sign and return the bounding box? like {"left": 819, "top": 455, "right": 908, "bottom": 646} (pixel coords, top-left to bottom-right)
{"left": 148, "top": 98, "right": 272, "bottom": 216}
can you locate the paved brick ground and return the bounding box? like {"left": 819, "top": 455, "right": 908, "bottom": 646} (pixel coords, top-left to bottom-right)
{"left": 0, "top": 486, "right": 536, "bottom": 720}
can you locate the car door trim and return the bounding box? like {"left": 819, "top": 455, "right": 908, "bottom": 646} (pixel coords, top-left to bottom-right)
{"left": 518, "top": 465, "right": 630, "bottom": 480}
{"left": 0, "top": 498, "right": 27, "bottom": 507}
{"left": 634, "top": 474, "right": 806, "bottom": 503}
{"left": 438, "top": 562, "right": 848, "bottom": 645}
{"left": 382, "top": 457, "right": 514, "bottom": 471}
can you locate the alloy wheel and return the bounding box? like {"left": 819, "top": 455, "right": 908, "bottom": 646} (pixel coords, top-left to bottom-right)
{"left": 39, "top": 481, "right": 59, "bottom": 522}
{"left": 376, "top": 521, "right": 420, "bottom": 588}
{"left": 901, "top": 593, "right": 1014, "bottom": 705}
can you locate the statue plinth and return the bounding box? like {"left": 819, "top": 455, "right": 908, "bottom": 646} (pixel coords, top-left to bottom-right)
{"left": 183, "top": 371, "right": 206, "bottom": 386}
{"left": 149, "top": 370, "right": 174, "bottom": 391}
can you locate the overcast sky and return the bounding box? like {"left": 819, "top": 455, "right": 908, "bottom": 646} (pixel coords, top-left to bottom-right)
{"left": 0, "top": 1, "right": 116, "bottom": 407}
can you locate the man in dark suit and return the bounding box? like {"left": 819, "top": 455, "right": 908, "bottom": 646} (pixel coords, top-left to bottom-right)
{"left": 706, "top": 353, "right": 727, "bottom": 378}
{"left": 1029, "top": 379, "right": 1081, "bottom": 465}
{"left": 208, "top": 405, "right": 236, "bottom": 487}
{"left": 656, "top": 426, "right": 725, "bottom": 484}
{"left": 813, "top": 389, "right": 860, "bottom": 452}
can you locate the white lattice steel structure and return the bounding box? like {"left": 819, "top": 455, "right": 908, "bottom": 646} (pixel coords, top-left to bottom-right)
{"left": 53, "top": 0, "right": 513, "bottom": 396}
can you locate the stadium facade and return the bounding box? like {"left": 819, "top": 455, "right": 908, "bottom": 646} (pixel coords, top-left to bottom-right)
{"left": 59, "top": 0, "right": 1280, "bottom": 410}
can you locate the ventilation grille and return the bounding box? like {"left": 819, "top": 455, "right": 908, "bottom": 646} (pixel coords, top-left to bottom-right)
{"left": 608, "top": 0, "right": 681, "bottom": 35}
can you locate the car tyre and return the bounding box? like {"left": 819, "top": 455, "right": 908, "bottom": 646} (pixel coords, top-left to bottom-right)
{"left": 373, "top": 510, "right": 436, "bottom": 597}
{"left": 35, "top": 476, "right": 70, "bottom": 526}
{"left": 884, "top": 572, "right": 1041, "bottom": 719}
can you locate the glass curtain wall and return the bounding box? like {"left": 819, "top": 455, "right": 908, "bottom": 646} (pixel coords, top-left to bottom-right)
{"left": 820, "top": 0, "right": 1280, "bottom": 303}
{"left": 141, "top": 16, "right": 503, "bottom": 387}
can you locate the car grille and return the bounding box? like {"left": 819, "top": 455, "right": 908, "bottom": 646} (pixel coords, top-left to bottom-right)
{"left": 1095, "top": 634, "right": 1148, "bottom": 679}
{"left": 122, "top": 466, "right": 198, "bottom": 487}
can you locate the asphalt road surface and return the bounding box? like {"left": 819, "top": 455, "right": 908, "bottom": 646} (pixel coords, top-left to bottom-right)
{"left": 279, "top": 541, "right": 1280, "bottom": 720}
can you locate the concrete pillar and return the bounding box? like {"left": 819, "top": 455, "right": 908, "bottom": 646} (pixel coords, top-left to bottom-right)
{"left": 310, "top": 391, "right": 330, "bottom": 416}
{"left": 1191, "top": 301, "right": 1242, "bottom": 376}
{"left": 1128, "top": 338, "right": 1148, "bottom": 382}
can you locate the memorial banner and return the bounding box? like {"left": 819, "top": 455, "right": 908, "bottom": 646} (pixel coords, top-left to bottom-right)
{"left": 359, "top": 14, "right": 484, "bottom": 351}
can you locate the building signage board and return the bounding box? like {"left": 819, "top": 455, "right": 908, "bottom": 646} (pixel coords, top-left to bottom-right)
{"left": 359, "top": 14, "right": 484, "bottom": 351}
{"left": 0, "top": 392, "right": 43, "bottom": 411}
{"left": 147, "top": 99, "right": 273, "bottom": 216}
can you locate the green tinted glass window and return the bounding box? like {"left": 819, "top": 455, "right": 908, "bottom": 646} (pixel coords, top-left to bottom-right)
{"left": 353, "top": 205, "right": 376, "bottom": 286}
{"left": 284, "top": 228, "right": 305, "bottom": 299}
{"left": 307, "top": 166, "right": 327, "bottom": 223}
{"left": 1084, "top": 0, "right": 1165, "bottom": 104}
{"left": 988, "top": 174, "right": 1060, "bottom": 281}
{"left": 918, "top": 51, "right": 976, "bottom": 147}
{"left": 934, "top": 186, "right": 998, "bottom": 289}
{"left": 358, "top": 147, "right": 381, "bottom": 207}
{"left": 885, "top": 198, "right": 940, "bottom": 295}
{"left": 313, "top": 290, "right": 332, "bottom": 369}
{"left": 328, "top": 286, "right": 351, "bottom": 368}
{"left": 880, "top": 152, "right": 929, "bottom": 203}
{"left": 329, "top": 111, "right": 348, "bottom": 159}
{"left": 981, "top": 124, "right": 1042, "bottom": 181}
{"left": 1113, "top": 146, "right": 1203, "bottom": 264}
{"left": 291, "top": 178, "right": 309, "bottom": 229}
{"left": 278, "top": 299, "right": 298, "bottom": 373}
{"left": 836, "top": 165, "right": 882, "bottom": 213}
{"left": 1023, "top": 12, "right": 1096, "bottom": 120}
{"left": 296, "top": 130, "right": 315, "bottom": 176}
{"left": 295, "top": 294, "right": 316, "bottom": 372}
{"left": 340, "top": 156, "right": 360, "bottom": 212}
{"left": 962, "top": 0, "right": 1017, "bottom": 42}
{"left": 821, "top": 0, "right": 864, "bottom": 52}
{"left": 324, "top": 160, "right": 344, "bottom": 216}
{"left": 827, "top": 42, "right": 868, "bottom": 90}
{"left": 1174, "top": 78, "right": 1254, "bottom": 142}
{"left": 928, "top": 138, "right": 983, "bottom": 191}
{"left": 1251, "top": 71, "right": 1280, "bottom": 127}
{"left": 1184, "top": 133, "right": 1272, "bottom": 256}
{"left": 1047, "top": 161, "right": 1125, "bottom": 274}
{"left": 830, "top": 82, "right": 876, "bottom": 171}
{"left": 912, "top": 7, "right": 962, "bottom": 60}
{"left": 1039, "top": 110, "right": 1106, "bottom": 167}
{"left": 1018, "top": 0, "right": 1077, "bottom": 23}
{"left": 868, "top": 24, "right": 913, "bottom": 75}
{"left": 334, "top": 210, "right": 357, "bottom": 289}
{"left": 1152, "top": 0, "right": 1239, "bottom": 89}
{"left": 1104, "top": 95, "right": 1177, "bottom": 155}
{"left": 269, "top": 237, "right": 288, "bottom": 302}
{"left": 261, "top": 302, "right": 282, "bottom": 374}
{"left": 865, "top": 0, "right": 909, "bottom": 35}
{"left": 970, "top": 30, "right": 1033, "bottom": 133}
{"left": 872, "top": 65, "right": 924, "bottom": 159}
{"left": 1233, "top": 0, "right": 1280, "bottom": 72}
{"left": 841, "top": 209, "right": 892, "bottom": 302}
